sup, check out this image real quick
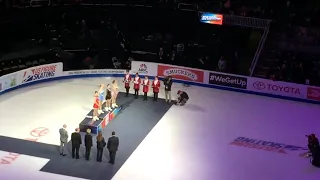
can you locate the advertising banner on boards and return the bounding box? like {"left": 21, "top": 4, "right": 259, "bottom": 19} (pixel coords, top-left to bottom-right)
{"left": 20, "top": 63, "right": 63, "bottom": 84}
{"left": 306, "top": 87, "right": 320, "bottom": 101}
{"left": 247, "top": 77, "right": 307, "bottom": 99}
{"left": 157, "top": 65, "right": 204, "bottom": 83}
{"left": 66, "top": 69, "right": 126, "bottom": 76}
{"left": 131, "top": 61, "right": 158, "bottom": 76}
{"left": 208, "top": 72, "right": 247, "bottom": 89}
{"left": 0, "top": 72, "right": 18, "bottom": 92}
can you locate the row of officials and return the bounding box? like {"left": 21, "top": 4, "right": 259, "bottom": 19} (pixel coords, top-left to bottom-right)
{"left": 123, "top": 72, "right": 173, "bottom": 102}
{"left": 59, "top": 125, "right": 119, "bottom": 164}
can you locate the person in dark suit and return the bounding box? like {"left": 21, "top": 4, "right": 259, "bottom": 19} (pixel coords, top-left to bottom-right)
{"left": 71, "top": 128, "right": 82, "bottom": 159}
{"left": 163, "top": 76, "right": 173, "bottom": 103}
{"left": 96, "top": 131, "right": 106, "bottom": 162}
{"left": 107, "top": 131, "right": 119, "bottom": 165}
{"left": 84, "top": 129, "right": 93, "bottom": 160}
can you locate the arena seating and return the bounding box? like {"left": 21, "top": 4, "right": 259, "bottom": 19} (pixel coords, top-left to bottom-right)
{"left": 0, "top": 1, "right": 262, "bottom": 76}
{"left": 253, "top": 1, "right": 320, "bottom": 86}
{"left": 3, "top": 0, "right": 319, "bottom": 88}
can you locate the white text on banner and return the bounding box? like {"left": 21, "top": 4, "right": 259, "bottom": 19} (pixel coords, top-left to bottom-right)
{"left": 131, "top": 61, "right": 158, "bottom": 76}
{"left": 247, "top": 77, "right": 307, "bottom": 99}
{"left": 18, "top": 63, "right": 63, "bottom": 84}
{"left": 66, "top": 69, "right": 126, "bottom": 75}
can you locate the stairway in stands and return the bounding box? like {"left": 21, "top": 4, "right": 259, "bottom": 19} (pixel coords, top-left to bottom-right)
{"left": 252, "top": 24, "right": 280, "bottom": 78}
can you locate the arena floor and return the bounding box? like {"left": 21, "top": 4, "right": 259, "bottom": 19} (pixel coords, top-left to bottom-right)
{"left": 0, "top": 77, "right": 320, "bottom": 180}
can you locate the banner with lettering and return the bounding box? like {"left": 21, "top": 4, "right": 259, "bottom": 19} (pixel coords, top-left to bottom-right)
{"left": 18, "top": 63, "right": 63, "bottom": 84}
{"left": 247, "top": 78, "right": 307, "bottom": 99}
{"left": 65, "top": 69, "right": 126, "bottom": 76}
{"left": 131, "top": 61, "right": 158, "bottom": 76}
{"left": 306, "top": 87, "right": 320, "bottom": 101}
{"left": 157, "top": 65, "right": 204, "bottom": 83}
{"left": 208, "top": 72, "right": 247, "bottom": 89}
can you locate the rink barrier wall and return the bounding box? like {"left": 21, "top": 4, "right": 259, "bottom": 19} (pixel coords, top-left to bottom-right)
{"left": 1, "top": 62, "right": 320, "bottom": 105}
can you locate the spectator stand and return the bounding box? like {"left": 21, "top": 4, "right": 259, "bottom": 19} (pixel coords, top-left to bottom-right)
{"left": 127, "top": 3, "right": 272, "bottom": 76}
{"left": 252, "top": 1, "right": 320, "bottom": 86}
{"left": 0, "top": 1, "right": 270, "bottom": 78}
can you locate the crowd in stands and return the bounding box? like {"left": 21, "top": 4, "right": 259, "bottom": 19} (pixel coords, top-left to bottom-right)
{"left": 253, "top": 0, "right": 320, "bottom": 86}
{"left": 0, "top": 0, "right": 259, "bottom": 76}
{"left": 1, "top": 0, "right": 320, "bottom": 87}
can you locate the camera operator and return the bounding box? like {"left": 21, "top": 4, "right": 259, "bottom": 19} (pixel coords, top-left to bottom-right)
{"left": 312, "top": 146, "right": 320, "bottom": 167}
{"left": 307, "top": 134, "right": 320, "bottom": 167}
{"left": 163, "top": 76, "right": 173, "bottom": 103}
{"left": 175, "top": 90, "right": 189, "bottom": 106}
{"left": 307, "top": 134, "right": 319, "bottom": 154}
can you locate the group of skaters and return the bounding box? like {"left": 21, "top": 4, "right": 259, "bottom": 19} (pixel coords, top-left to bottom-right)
{"left": 91, "top": 71, "right": 189, "bottom": 121}
{"left": 92, "top": 79, "right": 119, "bottom": 121}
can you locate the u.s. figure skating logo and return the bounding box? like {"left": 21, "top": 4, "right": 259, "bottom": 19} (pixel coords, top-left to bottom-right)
{"left": 138, "top": 64, "right": 148, "bottom": 74}
{"left": 22, "top": 65, "right": 57, "bottom": 83}
{"left": 230, "top": 137, "right": 308, "bottom": 156}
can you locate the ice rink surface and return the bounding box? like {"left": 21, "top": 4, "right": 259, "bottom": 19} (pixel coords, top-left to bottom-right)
{"left": 1, "top": 77, "right": 320, "bottom": 180}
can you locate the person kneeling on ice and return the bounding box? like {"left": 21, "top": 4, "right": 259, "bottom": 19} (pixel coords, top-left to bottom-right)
{"left": 176, "top": 90, "right": 189, "bottom": 106}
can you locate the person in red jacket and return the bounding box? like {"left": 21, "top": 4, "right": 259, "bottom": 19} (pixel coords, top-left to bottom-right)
{"left": 142, "top": 76, "right": 150, "bottom": 101}
{"left": 152, "top": 76, "right": 160, "bottom": 101}
{"left": 133, "top": 73, "right": 141, "bottom": 99}
{"left": 123, "top": 70, "right": 131, "bottom": 97}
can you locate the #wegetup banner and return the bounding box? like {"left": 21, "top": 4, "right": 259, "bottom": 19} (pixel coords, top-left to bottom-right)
{"left": 18, "top": 62, "right": 63, "bottom": 84}
{"left": 208, "top": 72, "right": 247, "bottom": 89}
{"left": 247, "top": 77, "right": 307, "bottom": 99}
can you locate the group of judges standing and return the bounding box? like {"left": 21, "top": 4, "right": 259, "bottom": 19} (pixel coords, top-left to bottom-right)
{"left": 59, "top": 125, "right": 119, "bottom": 164}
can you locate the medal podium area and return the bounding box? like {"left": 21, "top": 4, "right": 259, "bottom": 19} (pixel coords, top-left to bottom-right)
{"left": 0, "top": 88, "right": 173, "bottom": 180}
{"left": 79, "top": 105, "right": 123, "bottom": 134}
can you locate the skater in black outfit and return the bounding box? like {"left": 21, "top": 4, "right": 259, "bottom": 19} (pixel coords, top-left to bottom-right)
{"left": 105, "top": 84, "right": 112, "bottom": 112}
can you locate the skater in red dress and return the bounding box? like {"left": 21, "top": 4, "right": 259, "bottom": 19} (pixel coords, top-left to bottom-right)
{"left": 133, "top": 73, "right": 141, "bottom": 99}
{"left": 152, "top": 76, "right": 160, "bottom": 101}
{"left": 142, "top": 76, "right": 149, "bottom": 101}
{"left": 123, "top": 70, "right": 131, "bottom": 97}
{"left": 93, "top": 91, "right": 99, "bottom": 121}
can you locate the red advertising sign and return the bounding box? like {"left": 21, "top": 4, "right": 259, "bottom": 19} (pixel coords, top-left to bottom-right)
{"left": 307, "top": 87, "right": 320, "bottom": 101}
{"left": 157, "top": 65, "right": 204, "bottom": 83}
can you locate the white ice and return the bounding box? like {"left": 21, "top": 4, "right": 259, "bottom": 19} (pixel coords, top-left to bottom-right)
{"left": 0, "top": 77, "right": 320, "bottom": 180}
